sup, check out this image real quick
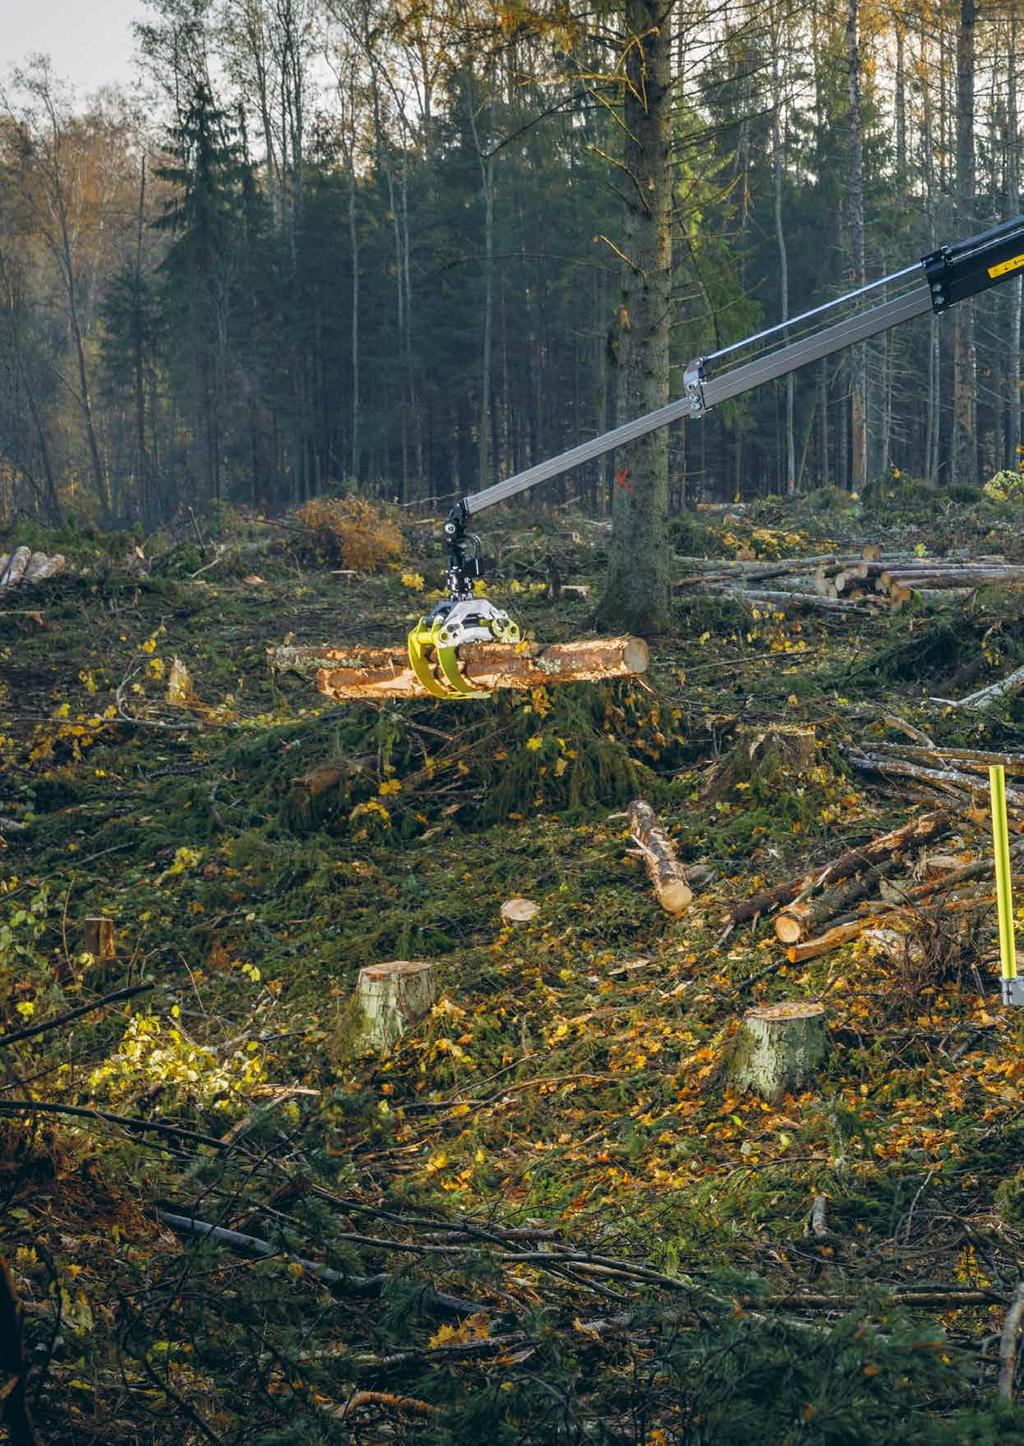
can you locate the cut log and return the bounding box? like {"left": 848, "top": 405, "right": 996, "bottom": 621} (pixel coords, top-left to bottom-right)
{"left": 27, "top": 554, "right": 66, "bottom": 584}
{"left": 882, "top": 567, "right": 1024, "bottom": 590}
{"left": 83, "top": 917, "right": 116, "bottom": 962}
{"left": 727, "top": 1001, "right": 828, "bottom": 1101}
{"left": 272, "top": 637, "right": 649, "bottom": 701}
{"left": 627, "top": 800, "right": 692, "bottom": 915}
{"left": 718, "top": 586, "right": 856, "bottom": 612}
{"left": 355, "top": 961, "right": 438, "bottom": 1050}
{"left": 20, "top": 551, "right": 49, "bottom": 584}
{"left": 725, "top": 809, "right": 949, "bottom": 927}
{"left": 774, "top": 859, "right": 899, "bottom": 945}
{"left": 0, "top": 547, "right": 30, "bottom": 590}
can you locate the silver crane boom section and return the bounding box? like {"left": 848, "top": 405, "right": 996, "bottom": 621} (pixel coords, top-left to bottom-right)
{"left": 463, "top": 263, "right": 932, "bottom": 519}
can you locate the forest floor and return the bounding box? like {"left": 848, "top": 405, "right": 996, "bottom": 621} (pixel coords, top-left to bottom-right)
{"left": 6, "top": 488, "right": 1024, "bottom": 1443}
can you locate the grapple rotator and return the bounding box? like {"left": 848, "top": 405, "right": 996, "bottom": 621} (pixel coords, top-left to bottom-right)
{"left": 407, "top": 501, "right": 520, "bottom": 700}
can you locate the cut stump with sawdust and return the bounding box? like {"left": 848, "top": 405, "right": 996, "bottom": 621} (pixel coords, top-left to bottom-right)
{"left": 355, "top": 961, "right": 438, "bottom": 1051}
{"left": 727, "top": 1001, "right": 828, "bottom": 1101}
{"left": 501, "top": 898, "right": 539, "bottom": 925}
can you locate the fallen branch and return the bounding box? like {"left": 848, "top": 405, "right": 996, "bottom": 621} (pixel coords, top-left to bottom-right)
{"left": 0, "top": 1100, "right": 225, "bottom": 1150}
{"left": 158, "top": 1212, "right": 485, "bottom": 1315}
{"left": 847, "top": 751, "right": 1024, "bottom": 805}
{"left": 0, "top": 981, "right": 153, "bottom": 1049}
{"left": 339, "top": 1391, "right": 438, "bottom": 1420}
{"left": 786, "top": 893, "right": 991, "bottom": 964}
{"left": 727, "top": 810, "right": 949, "bottom": 928}
{"left": 999, "top": 1282, "right": 1024, "bottom": 1405}
{"left": 945, "top": 662, "right": 1024, "bottom": 712}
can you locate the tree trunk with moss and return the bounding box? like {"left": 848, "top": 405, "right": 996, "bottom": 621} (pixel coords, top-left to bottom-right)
{"left": 599, "top": 0, "right": 673, "bottom": 634}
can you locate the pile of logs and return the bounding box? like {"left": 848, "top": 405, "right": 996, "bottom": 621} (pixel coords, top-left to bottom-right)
{"left": 0, "top": 547, "right": 67, "bottom": 591}
{"left": 726, "top": 806, "right": 998, "bottom": 963}
{"left": 675, "top": 548, "right": 1024, "bottom": 612}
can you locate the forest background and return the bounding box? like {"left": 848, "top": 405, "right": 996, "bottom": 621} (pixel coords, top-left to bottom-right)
{"left": 1, "top": 0, "right": 1020, "bottom": 539}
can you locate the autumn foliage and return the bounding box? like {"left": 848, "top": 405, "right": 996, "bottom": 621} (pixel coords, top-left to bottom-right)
{"left": 293, "top": 495, "right": 405, "bottom": 572}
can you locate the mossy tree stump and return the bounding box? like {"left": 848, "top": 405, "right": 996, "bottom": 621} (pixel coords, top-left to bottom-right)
{"left": 355, "top": 961, "right": 438, "bottom": 1051}
{"left": 703, "top": 724, "right": 822, "bottom": 803}
{"left": 728, "top": 1001, "right": 828, "bottom": 1100}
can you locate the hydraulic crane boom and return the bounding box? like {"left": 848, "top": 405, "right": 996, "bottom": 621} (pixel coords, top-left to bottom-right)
{"left": 408, "top": 211, "right": 1024, "bottom": 700}
{"left": 459, "top": 210, "right": 1024, "bottom": 523}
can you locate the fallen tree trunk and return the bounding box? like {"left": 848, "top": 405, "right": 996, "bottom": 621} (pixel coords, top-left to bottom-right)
{"left": 946, "top": 662, "right": 1024, "bottom": 711}
{"left": 881, "top": 567, "right": 1024, "bottom": 591}
{"left": 847, "top": 751, "right": 1024, "bottom": 806}
{"left": 272, "top": 637, "right": 650, "bottom": 701}
{"left": 627, "top": 800, "right": 692, "bottom": 915}
{"left": 717, "top": 586, "right": 858, "bottom": 612}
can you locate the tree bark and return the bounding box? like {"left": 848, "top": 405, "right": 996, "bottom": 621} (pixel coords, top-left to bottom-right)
{"left": 771, "top": 13, "right": 796, "bottom": 494}
{"left": 1008, "top": 7, "right": 1022, "bottom": 471}
{"left": 600, "top": 0, "right": 673, "bottom": 633}
{"left": 846, "top": 0, "right": 867, "bottom": 493}
{"left": 952, "top": 0, "right": 978, "bottom": 486}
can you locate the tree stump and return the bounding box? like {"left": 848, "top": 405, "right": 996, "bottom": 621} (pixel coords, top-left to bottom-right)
{"left": 727, "top": 1001, "right": 827, "bottom": 1101}
{"left": 500, "top": 898, "right": 539, "bottom": 925}
{"left": 355, "top": 961, "right": 438, "bottom": 1050}
{"left": 83, "top": 917, "right": 116, "bottom": 962}
{"left": 702, "top": 724, "right": 823, "bottom": 802}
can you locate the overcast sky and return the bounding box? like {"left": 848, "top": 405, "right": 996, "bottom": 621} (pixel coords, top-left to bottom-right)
{"left": 4, "top": 0, "right": 150, "bottom": 96}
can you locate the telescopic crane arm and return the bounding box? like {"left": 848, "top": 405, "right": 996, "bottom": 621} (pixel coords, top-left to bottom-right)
{"left": 409, "top": 212, "right": 1024, "bottom": 699}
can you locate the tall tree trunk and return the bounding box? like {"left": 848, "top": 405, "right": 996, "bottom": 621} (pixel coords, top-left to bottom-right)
{"left": 348, "top": 166, "right": 360, "bottom": 480}
{"left": 846, "top": 0, "right": 867, "bottom": 494}
{"left": 479, "top": 149, "right": 494, "bottom": 487}
{"left": 771, "top": 23, "right": 795, "bottom": 494}
{"left": 952, "top": 0, "right": 978, "bottom": 486}
{"left": 133, "top": 156, "right": 150, "bottom": 527}
{"left": 1009, "top": 6, "right": 1022, "bottom": 471}
{"left": 921, "top": 11, "right": 941, "bottom": 485}
{"left": 600, "top": 0, "right": 673, "bottom": 633}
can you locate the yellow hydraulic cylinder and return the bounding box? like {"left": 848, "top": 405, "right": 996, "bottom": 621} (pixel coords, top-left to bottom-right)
{"left": 990, "top": 764, "right": 1023, "bottom": 1005}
